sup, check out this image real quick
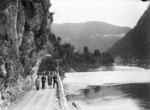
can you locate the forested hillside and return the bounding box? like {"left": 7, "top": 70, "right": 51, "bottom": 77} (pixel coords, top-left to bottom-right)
{"left": 108, "top": 4, "right": 150, "bottom": 67}
{"left": 52, "top": 21, "right": 130, "bottom": 52}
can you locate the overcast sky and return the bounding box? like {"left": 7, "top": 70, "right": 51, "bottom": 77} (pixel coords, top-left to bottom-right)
{"left": 50, "top": 0, "right": 149, "bottom": 28}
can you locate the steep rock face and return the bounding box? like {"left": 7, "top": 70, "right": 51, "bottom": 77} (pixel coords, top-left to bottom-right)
{"left": 0, "top": 0, "right": 53, "bottom": 107}
{"left": 108, "top": 5, "right": 150, "bottom": 63}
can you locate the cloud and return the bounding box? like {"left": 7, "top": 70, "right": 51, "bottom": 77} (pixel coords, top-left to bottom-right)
{"left": 90, "top": 33, "right": 125, "bottom": 38}
{"left": 90, "top": 34, "right": 102, "bottom": 38}
{"left": 51, "top": 0, "right": 149, "bottom": 28}
{"left": 103, "top": 33, "right": 125, "bottom": 38}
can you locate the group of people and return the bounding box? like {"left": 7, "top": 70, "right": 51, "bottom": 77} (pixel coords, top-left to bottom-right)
{"left": 35, "top": 71, "right": 58, "bottom": 90}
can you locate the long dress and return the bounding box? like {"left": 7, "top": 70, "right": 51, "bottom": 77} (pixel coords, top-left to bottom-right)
{"left": 35, "top": 78, "right": 40, "bottom": 90}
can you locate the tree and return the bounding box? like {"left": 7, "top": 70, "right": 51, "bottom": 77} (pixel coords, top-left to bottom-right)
{"left": 101, "top": 52, "right": 114, "bottom": 67}
{"left": 57, "top": 36, "right": 61, "bottom": 44}
{"left": 83, "top": 46, "right": 89, "bottom": 54}
{"left": 94, "top": 49, "right": 101, "bottom": 57}
{"left": 114, "top": 56, "right": 124, "bottom": 65}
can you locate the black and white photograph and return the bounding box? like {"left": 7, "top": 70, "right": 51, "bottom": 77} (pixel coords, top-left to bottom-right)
{"left": 0, "top": 0, "right": 150, "bottom": 110}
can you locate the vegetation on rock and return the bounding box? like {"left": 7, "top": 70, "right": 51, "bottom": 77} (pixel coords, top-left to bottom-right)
{"left": 0, "top": 0, "right": 54, "bottom": 108}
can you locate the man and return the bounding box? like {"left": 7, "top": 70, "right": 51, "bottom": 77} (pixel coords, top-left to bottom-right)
{"left": 41, "top": 71, "right": 46, "bottom": 89}
{"left": 35, "top": 76, "right": 40, "bottom": 90}
{"left": 47, "top": 71, "right": 53, "bottom": 88}
{"left": 53, "top": 71, "right": 58, "bottom": 88}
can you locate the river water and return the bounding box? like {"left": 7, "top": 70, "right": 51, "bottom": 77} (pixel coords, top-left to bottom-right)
{"left": 63, "top": 66, "right": 150, "bottom": 110}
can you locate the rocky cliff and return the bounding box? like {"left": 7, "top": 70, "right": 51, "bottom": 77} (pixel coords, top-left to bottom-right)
{"left": 0, "top": 0, "right": 53, "bottom": 108}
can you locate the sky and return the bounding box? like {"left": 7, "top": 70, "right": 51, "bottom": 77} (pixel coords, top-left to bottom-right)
{"left": 50, "top": 0, "right": 150, "bottom": 28}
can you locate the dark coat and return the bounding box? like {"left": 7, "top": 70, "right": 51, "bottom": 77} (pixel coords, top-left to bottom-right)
{"left": 48, "top": 76, "right": 52, "bottom": 85}
{"left": 41, "top": 76, "right": 46, "bottom": 82}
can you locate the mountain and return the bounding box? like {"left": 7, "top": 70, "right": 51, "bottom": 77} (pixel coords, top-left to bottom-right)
{"left": 108, "top": 5, "right": 150, "bottom": 62}
{"left": 52, "top": 21, "right": 131, "bottom": 52}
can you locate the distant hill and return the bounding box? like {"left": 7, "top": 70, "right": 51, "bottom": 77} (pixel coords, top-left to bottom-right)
{"left": 52, "top": 21, "right": 130, "bottom": 52}
{"left": 108, "top": 5, "right": 150, "bottom": 61}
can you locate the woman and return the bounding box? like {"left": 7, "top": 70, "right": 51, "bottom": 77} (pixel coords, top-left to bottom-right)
{"left": 35, "top": 76, "right": 40, "bottom": 90}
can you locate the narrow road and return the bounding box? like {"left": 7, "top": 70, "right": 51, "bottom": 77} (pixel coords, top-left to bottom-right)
{"left": 6, "top": 85, "right": 60, "bottom": 110}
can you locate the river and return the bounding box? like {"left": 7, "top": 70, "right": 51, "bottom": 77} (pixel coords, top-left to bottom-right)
{"left": 63, "top": 66, "right": 150, "bottom": 110}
